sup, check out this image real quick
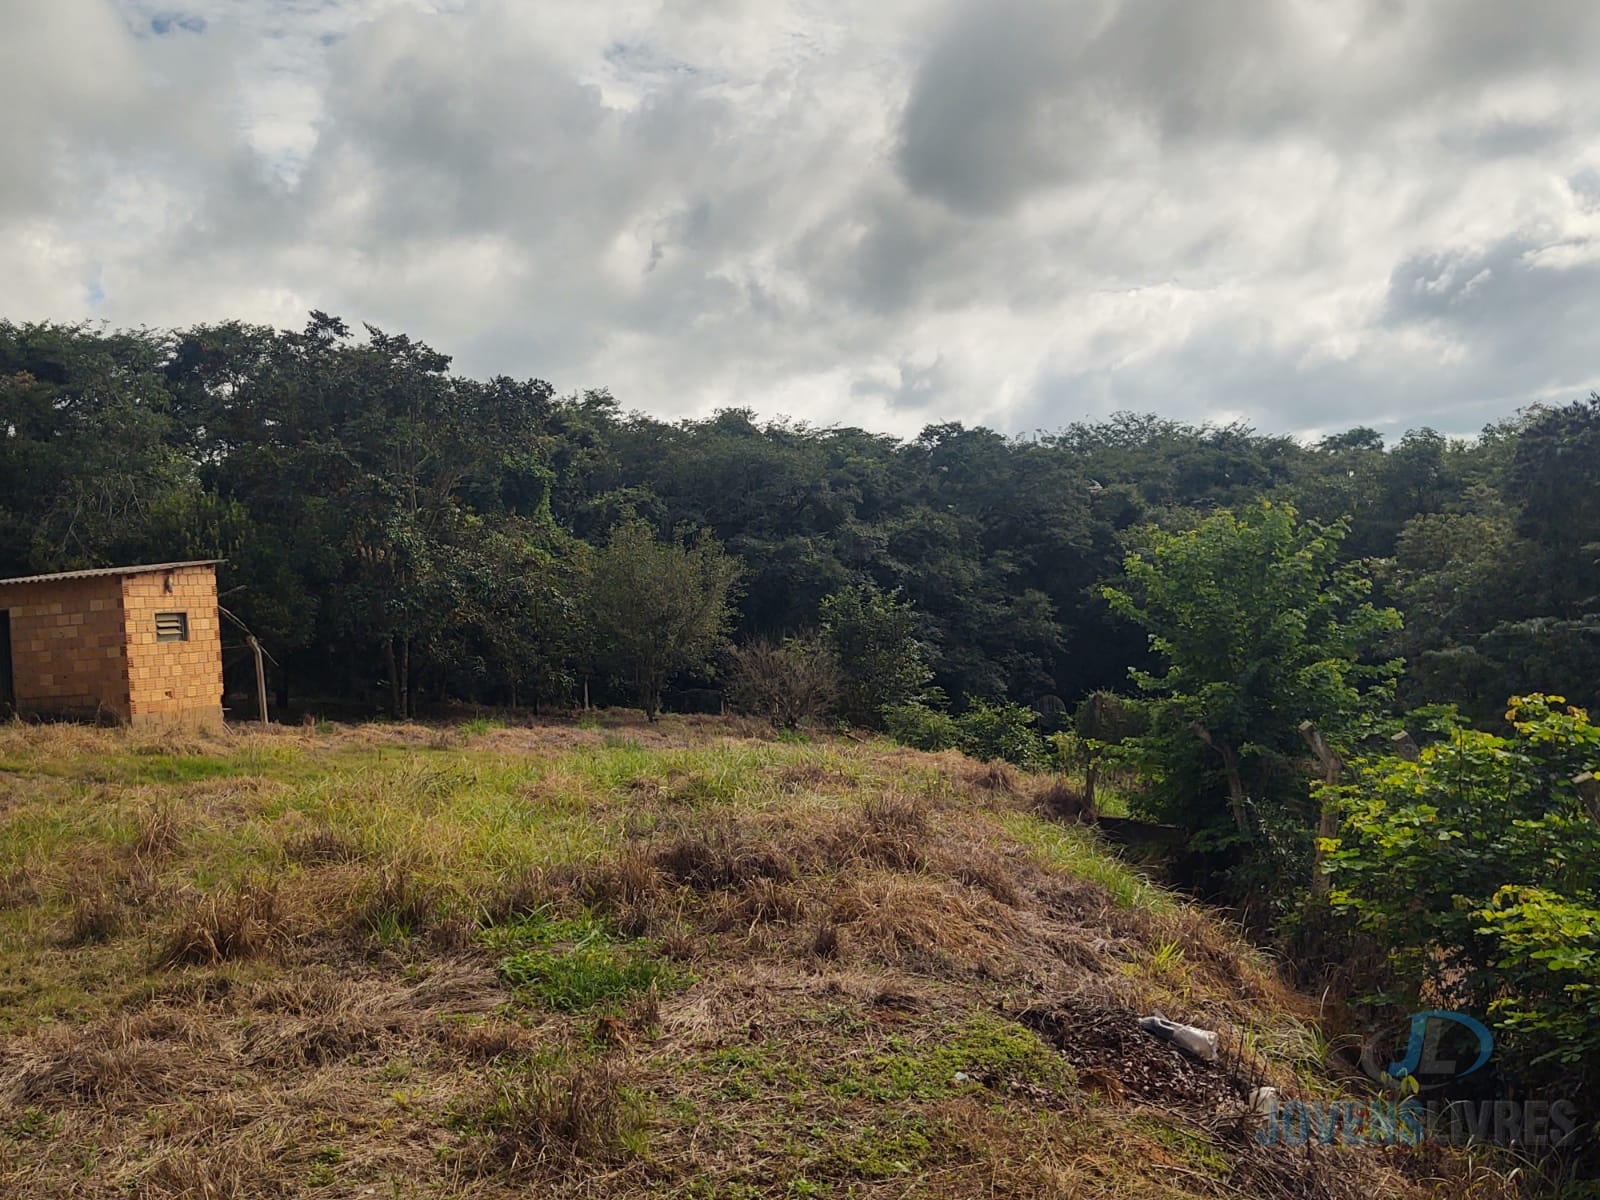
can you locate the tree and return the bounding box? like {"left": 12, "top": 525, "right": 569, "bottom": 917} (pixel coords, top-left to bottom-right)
{"left": 1102, "top": 502, "right": 1401, "bottom": 895}
{"left": 819, "top": 582, "right": 932, "bottom": 727}
{"left": 724, "top": 635, "right": 839, "bottom": 729}
{"left": 588, "top": 517, "right": 741, "bottom": 720}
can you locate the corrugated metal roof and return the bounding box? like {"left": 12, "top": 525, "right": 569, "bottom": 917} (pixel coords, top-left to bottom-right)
{"left": 0, "top": 560, "right": 222, "bottom": 588}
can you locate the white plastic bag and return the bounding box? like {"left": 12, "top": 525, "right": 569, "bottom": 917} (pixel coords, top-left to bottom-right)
{"left": 1138, "top": 1012, "right": 1219, "bottom": 1062}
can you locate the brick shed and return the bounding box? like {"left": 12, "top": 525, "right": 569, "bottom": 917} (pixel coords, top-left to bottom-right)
{"left": 0, "top": 561, "right": 225, "bottom": 727}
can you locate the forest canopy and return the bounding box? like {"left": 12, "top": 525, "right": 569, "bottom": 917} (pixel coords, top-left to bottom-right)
{"left": 1, "top": 313, "right": 1594, "bottom": 728}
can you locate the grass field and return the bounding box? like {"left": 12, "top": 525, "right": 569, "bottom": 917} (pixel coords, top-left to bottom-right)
{"left": 0, "top": 714, "right": 1515, "bottom": 1198}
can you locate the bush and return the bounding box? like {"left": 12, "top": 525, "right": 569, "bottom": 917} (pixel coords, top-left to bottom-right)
{"left": 956, "top": 700, "right": 1050, "bottom": 771}
{"left": 724, "top": 635, "right": 839, "bottom": 729}
{"left": 1327, "top": 695, "right": 1600, "bottom": 1097}
{"left": 883, "top": 700, "right": 959, "bottom": 751}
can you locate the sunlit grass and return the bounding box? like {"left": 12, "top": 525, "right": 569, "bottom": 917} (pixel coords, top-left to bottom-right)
{"left": 997, "top": 811, "right": 1177, "bottom": 914}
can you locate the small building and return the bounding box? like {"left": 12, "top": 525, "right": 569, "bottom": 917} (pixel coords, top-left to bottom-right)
{"left": 0, "top": 560, "right": 225, "bottom": 726}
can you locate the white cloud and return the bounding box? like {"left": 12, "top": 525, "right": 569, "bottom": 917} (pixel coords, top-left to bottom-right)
{"left": 3, "top": 0, "right": 1600, "bottom": 440}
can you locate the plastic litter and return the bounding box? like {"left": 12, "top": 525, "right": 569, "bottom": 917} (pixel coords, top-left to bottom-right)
{"left": 1137, "top": 1012, "right": 1219, "bottom": 1062}
{"left": 1248, "top": 1086, "right": 1279, "bottom": 1113}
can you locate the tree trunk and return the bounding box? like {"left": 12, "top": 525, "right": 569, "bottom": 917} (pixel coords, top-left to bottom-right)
{"left": 1189, "top": 723, "right": 1248, "bottom": 833}
{"left": 402, "top": 639, "right": 415, "bottom": 718}
{"left": 1216, "top": 741, "right": 1247, "bottom": 834}
{"left": 1299, "top": 720, "right": 1345, "bottom": 898}
{"left": 1084, "top": 760, "right": 1099, "bottom": 816}
{"left": 384, "top": 638, "right": 403, "bottom": 718}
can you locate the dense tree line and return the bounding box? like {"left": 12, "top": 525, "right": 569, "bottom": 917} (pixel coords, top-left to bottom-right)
{"left": 2, "top": 313, "right": 1596, "bottom": 726}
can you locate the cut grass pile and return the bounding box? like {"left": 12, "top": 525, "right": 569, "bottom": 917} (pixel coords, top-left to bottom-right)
{"left": 0, "top": 713, "right": 1518, "bottom": 1199}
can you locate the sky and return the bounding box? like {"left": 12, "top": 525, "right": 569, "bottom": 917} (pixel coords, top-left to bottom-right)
{"left": 4, "top": 0, "right": 1600, "bottom": 441}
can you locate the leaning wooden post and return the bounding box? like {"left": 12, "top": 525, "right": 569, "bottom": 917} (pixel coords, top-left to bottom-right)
{"left": 1298, "top": 720, "right": 1344, "bottom": 897}
{"left": 247, "top": 635, "right": 269, "bottom": 725}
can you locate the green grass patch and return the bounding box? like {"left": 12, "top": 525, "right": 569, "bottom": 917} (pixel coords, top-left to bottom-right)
{"left": 491, "top": 910, "right": 684, "bottom": 1012}
{"left": 827, "top": 1013, "right": 1069, "bottom": 1102}
{"left": 499, "top": 947, "right": 678, "bottom": 1012}
{"left": 1130, "top": 1115, "right": 1232, "bottom": 1175}
{"left": 998, "top": 813, "right": 1175, "bottom": 913}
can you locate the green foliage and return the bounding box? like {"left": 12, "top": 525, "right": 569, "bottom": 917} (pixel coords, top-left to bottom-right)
{"left": 1103, "top": 502, "right": 1401, "bottom": 876}
{"left": 882, "top": 699, "right": 960, "bottom": 752}
{"left": 820, "top": 584, "right": 932, "bottom": 728}
{"left": 955, "top": 699, "right": 1050, "bottom": 770}
{"left": 827, "top": 1014, "right": 1068, "bottom": 1103}
{"left": 588, "top": 517, "right": 741, "bottom": 721}
{"left": 1327, "top": 695, "right": 1600, "bottom": 1092}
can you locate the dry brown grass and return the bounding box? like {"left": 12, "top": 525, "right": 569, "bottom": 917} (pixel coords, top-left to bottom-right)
{"left": 828, "top": 874, "right": 1020, "bottom": 971}
{"left": 281, "top": 823, "right": 366, "bottom": 865}
{"left": 66, "top": 887, "right": 124, "bottom": 944}
{"left": 156, "top": 877, "right": 289, "bottom": 967}
{"left": 0, "top": 716, "right": 1529, "bottom": 1200}
{"left": 132, "top": 798, "right": 185, "bottom": 858}
{"left": 1035, "top": 776, "right": 1093, "bottom": 822}
{"left": 468, "top": 1057, "right": 644, "bottom": 1171}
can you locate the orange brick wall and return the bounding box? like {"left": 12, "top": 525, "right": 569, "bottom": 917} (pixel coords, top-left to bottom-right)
{"left": 122, "top": 566, "right": 224, "bottom": 727}
{"left": 0, "top": 576, "right": 133, "bottom": 720}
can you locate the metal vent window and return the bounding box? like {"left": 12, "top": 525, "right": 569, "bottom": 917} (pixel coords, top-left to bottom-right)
{"left": 155, "top": 612, "right": 189, "bottom": 642}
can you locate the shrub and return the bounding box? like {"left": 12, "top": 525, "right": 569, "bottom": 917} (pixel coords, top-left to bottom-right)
{"left": 724, "top": 635, "right": 839, "bottom": 729}
{"left": 956, "top": 700, "right": 1050, "bottom": 771}
{"left": 1327, "top": 695, "right": 1600, "bottom": 1096}
{"left": 883, "top": 699, "right": 959, "bottom": 751}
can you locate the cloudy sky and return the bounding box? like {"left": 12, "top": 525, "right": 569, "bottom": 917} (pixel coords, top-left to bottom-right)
{"left": 5, "top": 0, "right": 1600, "bottom": 440}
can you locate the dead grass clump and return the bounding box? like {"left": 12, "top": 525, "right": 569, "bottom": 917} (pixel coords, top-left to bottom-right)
{"left": 704, "top": 877, "right": 806, "bottom": 932}
{"left": 67, "top": 887, "right": 124, "bottom": 944}
{"left": 133, "top": 799, "right": 184, "bottom": 858}
{"left": 957, "top": 760, "right": 1020, "bottom": 800}
{"left": 1035, "top": 778, "right": 1092, "bottom": 823}
{"left": 441, "top": 1019, "right": 541, "bottom": 1064}
{"left": 8, "top": 1015, "right": 213, "bottom": 1109}
{"left": 0, "top": 866, "right": 40, "bottom": 910}
{"left": 480, "top": 864, "right": 558, "bottom": 926}
{"left": 654, "top": 824, "right": 796, "bottom": 892}
{"left": 774, "top": 762, "right": 850, "bottom": 793}
{"left": 128, "top": 1119, "right": 297, "bottom": 1200}
{"left": 828, "top": 876, "right": 1017, "bottom": 969}
{"left": 475, "top": 1058, "right": 645, "bottom": 1168}
{"left": 282, "top": 825, "right": 366, "bottom": 866}
{"left": 832, "top": 792, "right": 931, "bottom": 871}
{"left": 575, "top": 846, "right": 667, "bottom": 910}
{"left": 157, "top": 878, "right": 287, "bottom": 968}
{"left": 356, "top": 859, "right": 439, "bottom": 940}
{"left": 238, "top": 960, "right": 503, "bottom": 1068}
{"left": 946, "top": 848, "right": 1023, "bottom": 907}
{"left": 810, "top": 920, "right": 841, "bottom": 960}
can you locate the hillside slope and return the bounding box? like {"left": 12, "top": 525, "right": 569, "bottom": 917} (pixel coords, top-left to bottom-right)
{"left": 0, "top": 716, "right": 1508, "bottom": 1198}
